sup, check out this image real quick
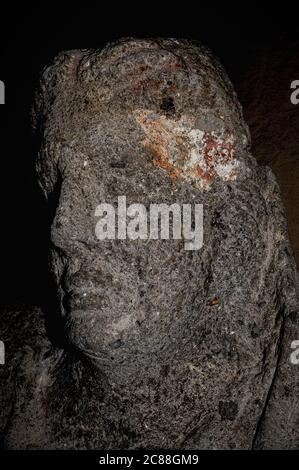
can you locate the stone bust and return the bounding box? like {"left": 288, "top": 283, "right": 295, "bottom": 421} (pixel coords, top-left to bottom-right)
{"left": 0, "top": 38, "right": 298, "bottom": 449}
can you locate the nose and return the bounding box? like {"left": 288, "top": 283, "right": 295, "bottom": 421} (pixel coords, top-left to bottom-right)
{"left": 50, "top": 178, "right": 95, "bottom": 255}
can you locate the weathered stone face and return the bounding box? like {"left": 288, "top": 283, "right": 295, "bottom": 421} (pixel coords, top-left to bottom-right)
{"left": 2, "top": 37, "right": 293, "bottom": 449}
{"left": 33, "top": 39, "right": 254, "bottom": 373}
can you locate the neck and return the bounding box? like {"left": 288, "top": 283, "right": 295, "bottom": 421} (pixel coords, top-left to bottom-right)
{"left": 49, "top": 349, "right": 208, "bottom": 449}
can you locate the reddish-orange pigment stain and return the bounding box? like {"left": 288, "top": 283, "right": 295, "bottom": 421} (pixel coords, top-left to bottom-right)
{"left": 203, "top": 132, "right": 234, "bottom": 165}
{"left": 165, "top": 62, "right": 181, "bottom": 70}
{"left": 135, "top": 110, "right": 236, "bottom": 185}
{"left": 194, "top": 165, "right": 214, "bottom": 182}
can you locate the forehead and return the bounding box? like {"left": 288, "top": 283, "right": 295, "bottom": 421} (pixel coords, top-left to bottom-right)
{"left": 51, "top": 40, "right": 242, "bottom": 139}
{"left": 36, "top": 39, "right": 250, "bottom": 192}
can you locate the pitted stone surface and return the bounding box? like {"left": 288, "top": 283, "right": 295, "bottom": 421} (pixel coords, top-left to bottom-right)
{"left": 0, "top": 38, "right": 298, "bottom": 449}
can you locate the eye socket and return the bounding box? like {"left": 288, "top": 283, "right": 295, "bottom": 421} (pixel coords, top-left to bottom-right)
{"left": 160, "top": 96, "right": 176, "bottom": 117}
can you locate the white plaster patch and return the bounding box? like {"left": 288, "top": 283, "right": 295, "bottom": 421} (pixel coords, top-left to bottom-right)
{"left": 134, "top": 109, "right": 239, "bottom": 189}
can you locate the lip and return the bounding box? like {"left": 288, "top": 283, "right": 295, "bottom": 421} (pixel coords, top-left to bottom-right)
{"left": 75, "top": 345, "right": 114, "bottom": 363}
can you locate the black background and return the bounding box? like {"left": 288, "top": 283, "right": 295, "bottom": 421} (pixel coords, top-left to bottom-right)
{"left": 0, "top": 2, "right": 298, "bottom": 306}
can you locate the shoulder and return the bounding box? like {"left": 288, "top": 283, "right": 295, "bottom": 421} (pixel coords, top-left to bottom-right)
{"left": 0, "top": 304, "right": 61, "bottom": 448}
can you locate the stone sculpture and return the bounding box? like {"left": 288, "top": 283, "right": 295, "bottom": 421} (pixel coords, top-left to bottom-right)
{"left": 0, "top": 38, "right": 298, "bottom": 449}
